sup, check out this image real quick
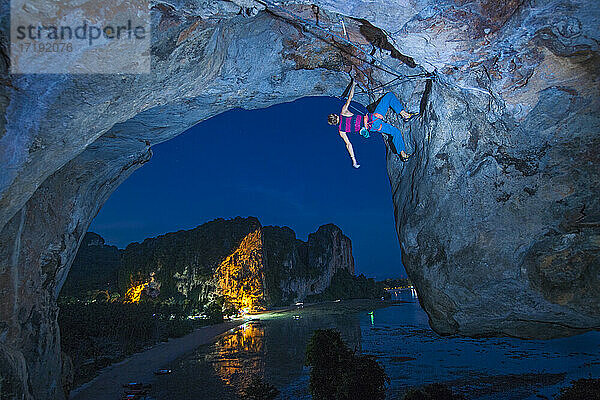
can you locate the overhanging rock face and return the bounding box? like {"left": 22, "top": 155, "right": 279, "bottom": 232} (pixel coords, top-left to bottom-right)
{"left": 390, "top": 80, "right": 599, "bottom": 338}
{"left": 0, "top": 0, "right": 598, "bottom": 398}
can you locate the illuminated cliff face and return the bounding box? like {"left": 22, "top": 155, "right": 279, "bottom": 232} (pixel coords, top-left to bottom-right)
{"left": 215, "top": 229, "right": 266, "bottom": 311}
{"left": 123, "top": 272, "right": 159, "bottom": 303}
{"left": 124, "top": 282, "right": 147, "bottom": 303}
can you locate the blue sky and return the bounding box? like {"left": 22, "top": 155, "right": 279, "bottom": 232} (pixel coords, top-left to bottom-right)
{"left": 90, "top": 96, "right": 406, "bottom": 279}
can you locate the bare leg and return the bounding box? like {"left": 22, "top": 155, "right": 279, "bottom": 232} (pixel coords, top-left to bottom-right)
{"left": 346, "top": 142, "right": 359, "bottom": 167}
{"left": 339, "top": 132, "right": 360, "bottom": 168}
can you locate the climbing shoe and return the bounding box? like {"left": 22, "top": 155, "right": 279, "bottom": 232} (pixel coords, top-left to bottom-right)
{"left": 400, "top": 152, "right": 412, "bottom": 162}
{"left": 403, "top": 112, "right": 418, "bottom": 122}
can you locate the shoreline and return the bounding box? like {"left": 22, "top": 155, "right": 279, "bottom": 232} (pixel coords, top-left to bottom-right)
{"left": 69, "top": 320, "right": 244, "bottom": 400}
{"left": 68, "top": 298, "right": 392, "bottom": 400}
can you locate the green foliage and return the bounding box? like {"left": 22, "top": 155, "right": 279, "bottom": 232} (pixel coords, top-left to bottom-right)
{"left": 556, "top": 378, "right": 600, "bottom": 400}
{"left": 119, "top": 217, "right": 261, "bottom": 300}
{"left": 402, "top": 383, "right": 465, "bottom": 399}
{"left": 306, "top": 270, "right": 389, "bottom": 302}
{"left": 222, "top": 301, "right": 239, "bottom": 317}
{"left": 240, "top": 376, "right": 280, "bottom": 400}
{"left": 305, "top": 329, "right": 389, "bottom": 400}
{"left": 60, "top": 233, "right": 121, "bottom": 299}
{"left": 59, "top": 301, "right": 194, "bottom": 350}
{"left": 58, "top": 300, "right": 196, "bottom": 385}
{"left": 347, "top": 354, "right": 391, "bottom": 400}
{"left": 204, "top": 300, "right": 225, "bottom": 324}
{"left": 64, "top": 221, "right": 363, "bottom": 309}
{"left": 94, "top": 290, "right": 110, "bottom": 303}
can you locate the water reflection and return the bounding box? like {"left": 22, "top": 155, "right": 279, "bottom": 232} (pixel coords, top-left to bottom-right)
{"left": 153, "top": 296, "right": 600, "bottom": 400}
{"left": 208, "top": 322, "right": 266, "bottom": 388}
{"left": 203, "top": 305, "right": 363, "bottom": 397}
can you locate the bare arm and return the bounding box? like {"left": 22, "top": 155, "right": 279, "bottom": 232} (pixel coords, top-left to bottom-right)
{"left": 339, "top": 131, "right": 360, "bottom": 168}
{"left": 340, "top": 81, "right": 356, "bottom": 115}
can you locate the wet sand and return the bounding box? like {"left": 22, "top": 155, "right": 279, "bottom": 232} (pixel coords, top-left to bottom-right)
{"left": 69, "top": 320, "right": 243, "bottom": 400}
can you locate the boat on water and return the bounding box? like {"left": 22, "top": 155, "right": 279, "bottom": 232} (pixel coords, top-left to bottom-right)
{"left": 154, "top": 369, "right": 172, "bottom": 375}
{"left": 121, "top": 382, "right": 151, "bottom": 399}
{"left": 122, "top": 382, "right": 151, "bottom": 389}
{"left": 121, "top": 394, "right": 147, "bottom": 400}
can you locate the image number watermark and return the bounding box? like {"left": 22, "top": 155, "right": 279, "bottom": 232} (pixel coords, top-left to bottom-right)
{"left": 10, "top": 0, "right": 150, "bottom": 74}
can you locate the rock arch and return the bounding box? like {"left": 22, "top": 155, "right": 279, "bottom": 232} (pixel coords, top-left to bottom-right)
{"left": 0, "top": 1, "right": 598, "bottom": 398}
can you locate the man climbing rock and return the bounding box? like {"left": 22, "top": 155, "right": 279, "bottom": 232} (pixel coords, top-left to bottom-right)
{"left": 328, "top": 80, "right": 417, "bottom": 168}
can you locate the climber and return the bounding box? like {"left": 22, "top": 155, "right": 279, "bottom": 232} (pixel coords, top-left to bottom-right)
{"left": 328, "top": 80, "right": 417, "bottom": 168}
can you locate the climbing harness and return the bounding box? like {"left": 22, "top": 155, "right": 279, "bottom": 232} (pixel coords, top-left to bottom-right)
{"left": 253, "top": 0, "right": 437, "bottom": 118}
{"left": 251, "top": 0, "right": 434, "bottom": 152}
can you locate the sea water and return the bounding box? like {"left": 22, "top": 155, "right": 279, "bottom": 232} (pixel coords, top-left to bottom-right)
{"left": 152, "top": 291, "right": 599, "bottom": 399}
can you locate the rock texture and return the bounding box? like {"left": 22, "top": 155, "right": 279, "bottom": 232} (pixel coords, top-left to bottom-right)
{"left": 215, "top": 228, "right": 267, "bottom": 310}
{"left": 264, "top": 224, "right": 355, "bottom": 304}
{"left": 66, "top": 217, "right": 354, "bottom": 309}
{"left": 392, "top": 79, "right": 599, "bottom": 339}
{"left": 0, "top": 0, "right": 598, "bottom": 398}
{"left": 119, "top": 217, "right": 264, "bottom": 303}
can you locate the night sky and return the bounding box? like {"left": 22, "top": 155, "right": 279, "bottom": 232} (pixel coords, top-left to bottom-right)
{"left": 90, "top": 96, "right": 406, "bottom": 279}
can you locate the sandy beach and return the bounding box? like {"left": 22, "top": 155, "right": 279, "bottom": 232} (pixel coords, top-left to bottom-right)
{"left": 69, "top": 320, "right": 243, "bottom": 400}
{"left": 68, "top": 300, "right": 383, "bottom": 400}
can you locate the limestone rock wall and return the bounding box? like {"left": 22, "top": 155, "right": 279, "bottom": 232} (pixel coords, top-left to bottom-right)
{"left": 215, "top": 229, "right": 267, "bottom": 310}
{"left": 390, "top": 78, "right": 599, "bottom": 338}
{"left": 0, "top": 0, "right": 598, "bottom": 398}
{"left": 66, "top": 218, "right": 355, "bottom": 309}
{"left": 119, "top": 217, "right": 263, "bottom": 302}
{"left": 0, "top": 135, "right": 150, "bottom": 400}
{"left": 264, "top": 223, "right": 355, "bottom": 304}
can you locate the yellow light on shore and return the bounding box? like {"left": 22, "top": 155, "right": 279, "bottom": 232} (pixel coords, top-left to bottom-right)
{"left": 124, "top": 282, "right": 148, "bottom": 303}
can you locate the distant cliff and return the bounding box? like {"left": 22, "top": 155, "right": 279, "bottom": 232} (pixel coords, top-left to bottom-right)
{"left": 61, "top": 233, "right": 121, "bottom": 298}
{"left": 263, "top": 224, "right": 354, "bottom": 305}
{"left": 61, "top": 217, "right": 356, "bottom": 308}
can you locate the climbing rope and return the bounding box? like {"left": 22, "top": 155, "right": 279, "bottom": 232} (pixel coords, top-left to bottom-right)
{"left": 253, "top": 0, "right": 430, "bottom": 82}
{"left": 251, "top": 0, "right": 434, "bottom": 118}
{"left": 368, "top": 72, "right": 431, "bottom": 92}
